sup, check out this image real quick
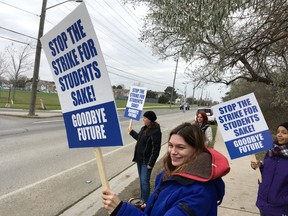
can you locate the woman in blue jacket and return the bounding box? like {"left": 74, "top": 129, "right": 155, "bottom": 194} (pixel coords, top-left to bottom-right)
{"left": 102, "top": 122, "right": 230, "bottom": 216}
{"left": 251, "top": 122, "right": 288, "bottom": 216}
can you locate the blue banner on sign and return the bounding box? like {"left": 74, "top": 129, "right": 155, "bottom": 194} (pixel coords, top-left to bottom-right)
{"left": 63, "top": 102, "right": 123, "bottom": 148}
{"left": 124, "top": 107, "right": 142, "bottom": 121}
{"left": 225, "top": 130, "right": 273, "bottom": 159}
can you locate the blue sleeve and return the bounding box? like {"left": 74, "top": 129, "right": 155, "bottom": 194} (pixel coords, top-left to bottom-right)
{"left": 163, "top": 182, "right": 220, "bottom": 216}
{"left": 169, "top": 189, "right": 214, "bottom": 215}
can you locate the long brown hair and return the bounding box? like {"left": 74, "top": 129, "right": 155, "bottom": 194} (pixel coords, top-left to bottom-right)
{"left": 163, "top": 122, "right": 206, "bottom": 180}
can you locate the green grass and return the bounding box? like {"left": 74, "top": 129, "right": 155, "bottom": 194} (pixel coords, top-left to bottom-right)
{"left": 0, "top": 89, "right": 178, "bottom": 110}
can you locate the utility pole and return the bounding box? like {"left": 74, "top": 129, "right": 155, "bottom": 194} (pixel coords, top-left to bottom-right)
{"left": 29, "top": 0, "right": 47, "bottom": 116}
{"left": 170, "top": 56, "right": 179, "bottom": 109}
{"left": 28, "top": 0, "right": 82, "bottom": 116}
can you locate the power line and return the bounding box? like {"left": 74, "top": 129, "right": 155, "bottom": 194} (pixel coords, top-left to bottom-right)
{"left": 115, "top": 0, "right": 143, "bottom": 27}
{"left": 107, "top": 65, "right": 170, "bottom": 86}
{"left": 0, "top": 26, "right": 37, "bottom": 40}
{"left": 86, "top": 1, "right": 159, "bottom": 65}
{"left": 0, "top": 1, "right": 39, "bottom": 17}
{"left": 0, "top": 35, "right": 34, "bottom": 47}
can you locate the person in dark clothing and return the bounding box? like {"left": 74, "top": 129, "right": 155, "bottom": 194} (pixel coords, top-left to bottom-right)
{"left": 102, "top": 122, "right": 230, "bottom": 216}
{"left": 128, "top": 111, "right": 162, "bottom": 202}
{"left": 251, "top": 122, "right": 288, "bottom": 216}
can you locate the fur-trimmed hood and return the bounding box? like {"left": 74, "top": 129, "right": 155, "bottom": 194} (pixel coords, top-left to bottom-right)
{"left": 173, "top": 147, "right": 230, "bottom": 182}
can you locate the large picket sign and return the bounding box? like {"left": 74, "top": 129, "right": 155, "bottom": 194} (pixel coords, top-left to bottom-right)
{"left": 41, "top": 3, "right": 123, "bottom": 148}
{"left": 212, "top": 93, "right": 273, "bottom": 159}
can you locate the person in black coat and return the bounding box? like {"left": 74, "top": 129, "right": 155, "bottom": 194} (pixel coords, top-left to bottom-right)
{"left": 128, "top": 111, "right": 162, "bottom": 202}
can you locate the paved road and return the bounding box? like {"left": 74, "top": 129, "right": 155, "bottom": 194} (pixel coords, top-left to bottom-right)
{"left": 0, "top": 108, "right": 195, "bottom": 216}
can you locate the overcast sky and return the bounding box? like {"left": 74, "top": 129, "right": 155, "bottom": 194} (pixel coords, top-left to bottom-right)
{"left": 0, "top": 0, "right": 228, "bottom": 102}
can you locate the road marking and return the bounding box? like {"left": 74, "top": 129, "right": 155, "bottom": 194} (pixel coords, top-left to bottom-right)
{"left": 0, "top": 142, "right": 135, "bottom": 201}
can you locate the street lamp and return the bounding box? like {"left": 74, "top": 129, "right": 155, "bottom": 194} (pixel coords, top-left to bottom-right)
{"left": 28, "top": 0, "right": 83, "bottom": 116}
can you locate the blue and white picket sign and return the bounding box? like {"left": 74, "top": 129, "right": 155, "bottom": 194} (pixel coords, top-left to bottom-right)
{"left": 212, "top": 93, "right": 273, "bottom": 159}
{"left": 40, "top": 3, "right": 123, "bottom": 148}
{"left": 124, "top": 86, "right": 147, "bottom": 121}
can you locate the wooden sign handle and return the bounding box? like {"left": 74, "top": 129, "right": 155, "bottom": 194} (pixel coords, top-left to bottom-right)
{"left": 251, "top": 154, "right": 262, "bottom": 183}
{"left": 128, "top": 119, "right": 133, "bottom": 134}
{"left": 94, "top": 147, "right": 110, "bottom": 189}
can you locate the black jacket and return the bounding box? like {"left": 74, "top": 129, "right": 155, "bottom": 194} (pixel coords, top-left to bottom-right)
{"left": 129, "top": 122, "right": 161, "bottom": 167}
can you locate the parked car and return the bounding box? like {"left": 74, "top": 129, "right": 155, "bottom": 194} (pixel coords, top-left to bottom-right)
{"left": 194, "top": 107, "right": 217, "bottom": 125}
{"left": 180, "top": 102, "right": 190, "bottom": 110}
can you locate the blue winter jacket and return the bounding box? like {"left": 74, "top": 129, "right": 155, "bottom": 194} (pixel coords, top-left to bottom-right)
{"left": 114, "top": 148, "right": 230, "bottom": 216}
{"left": 256, "top": 150, "right": 288, "bottom": 216}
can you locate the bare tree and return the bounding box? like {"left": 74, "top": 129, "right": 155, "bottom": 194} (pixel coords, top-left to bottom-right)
{"left": 0, "top": 53, "right": 8, "bottom": 83}
{"left": 223, "top": 79, "right": 288, "bottom": 130}
{"left": 125, "top": 0, "right": 288, "bottom": 106}
{"left": 5, "top": 43, "right": 33, "bottom": 101}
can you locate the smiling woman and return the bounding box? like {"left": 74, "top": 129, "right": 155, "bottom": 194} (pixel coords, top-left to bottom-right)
{"left": 101, "top": 122, "right": 230, "bottom": 216}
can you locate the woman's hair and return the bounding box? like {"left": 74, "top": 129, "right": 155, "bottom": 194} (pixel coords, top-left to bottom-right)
{"left": 163, "top": 122, "right": 206, "bottom": 179}
{"left": 145, "top": 121, "right": 160, "bottom": 134}
{"left": 195, "top": 111, "right": 208, "bottom": 124}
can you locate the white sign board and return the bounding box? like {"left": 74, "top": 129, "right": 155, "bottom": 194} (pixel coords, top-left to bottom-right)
{"left": 41, "top": 3, "right": 123, "bottom": 148}
{"left": 212, "top": 93, "right": 273, "bottom": 159}
{"left": 124, "top": 86, "right": 147, "bottom": 121}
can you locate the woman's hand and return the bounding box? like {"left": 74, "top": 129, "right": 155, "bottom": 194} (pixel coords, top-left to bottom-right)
{"left": 102, "top": 188, "right": 121, "bottom": 214}
{"left": 251, "top": 160, "right": 261, "bottom": 169}
{"left": 128, "top": 126, "right": 132, "bottom": 134}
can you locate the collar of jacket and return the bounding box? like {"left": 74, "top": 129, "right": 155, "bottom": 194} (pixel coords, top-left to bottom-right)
{"left": 172, "top": 148, "right": 230, "bottom": 182}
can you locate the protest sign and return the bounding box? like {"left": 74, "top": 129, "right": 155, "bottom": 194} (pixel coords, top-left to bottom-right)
{"left": 41, "top": 3, "right": 123, "bottom": 149}
{"left": 124, "top": 86, "right": 147, "bottom": 121}
{"left": 212, "top": 93, "right": 273, "bottom": 159}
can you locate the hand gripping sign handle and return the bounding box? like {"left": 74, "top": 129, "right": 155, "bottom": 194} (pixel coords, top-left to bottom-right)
{"left": 251, "top": 154, "right": 262, "bottom": 183}
{"left": 94, "top": 147, "right": 110, "bottom": 189}
{"left": 128, "top": 119, "right": 133, "bottom": 134}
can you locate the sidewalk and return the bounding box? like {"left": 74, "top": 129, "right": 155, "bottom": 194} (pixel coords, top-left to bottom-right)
{"left": 0, "top": 108, "right": 63, "bottom": 118}
{"left": 214, "top": 129, "right": 260, "bottom": 215}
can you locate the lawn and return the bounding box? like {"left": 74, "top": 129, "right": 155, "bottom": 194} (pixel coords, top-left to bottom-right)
{"left": 0, "top": 89, "right": 178, "bottom": 110}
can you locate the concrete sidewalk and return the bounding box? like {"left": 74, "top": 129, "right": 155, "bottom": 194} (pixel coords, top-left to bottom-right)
{"left": 0, "top": 108, "right": 63, "bottom": 118}
{"left": 214, "top": 129, "right": 260, "bottom": 215}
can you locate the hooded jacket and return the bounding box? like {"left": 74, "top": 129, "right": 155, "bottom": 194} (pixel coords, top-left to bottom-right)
{"left": 130, "top": 123, "right": 162, "bottom": 167}
{"left": 114, "top": 147, "right": 230, "bottom": 216}
{"left": 256, "top": 147, "right": 288, "bottom": 216}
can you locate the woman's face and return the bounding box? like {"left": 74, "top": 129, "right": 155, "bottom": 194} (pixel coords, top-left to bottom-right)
{"left": 277, "top": 126, "right": 288, "bottom": 145}
{"left": 168, "top": 134, "right": 195, "bottom": 167}
{"left": 197, "top": 114, "right": 203, "bottom": 124}
{"left": 143, "top": 116, "right": 151, "bottom": 126}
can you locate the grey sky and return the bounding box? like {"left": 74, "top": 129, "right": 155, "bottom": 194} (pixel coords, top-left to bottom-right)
{"left": 0, "top": 0, "right": 228, "bottom": 102}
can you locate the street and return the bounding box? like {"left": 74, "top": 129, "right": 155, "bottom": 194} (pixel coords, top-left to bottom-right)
{"left": 0, "top": 109, "right": 195, "bottom": 216}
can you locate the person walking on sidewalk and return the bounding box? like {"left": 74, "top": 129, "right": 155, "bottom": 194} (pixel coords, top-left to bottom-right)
{"left": 102, "top": 122, "right": 230, "bottom": 216}
{"left": 195, "top": 111, "right": 213, "bottom": 146}
{"left": 128, "top": 111, "right": 162, "bottom": 202}
{"left": 251, "top": 122, "right": 288, "bottom": 216}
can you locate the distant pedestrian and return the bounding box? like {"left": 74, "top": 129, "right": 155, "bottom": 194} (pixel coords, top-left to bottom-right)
{"left": 102, "top": 122, "right": 230, "bottom": 216}
{"left": 251, "top": 122, "right": 288, "bottom": 216}
{"left": 128, "top": 111, "right": 162, "bottom": 202}
{"left": 195, "top": 111, "right": 213, "bottom": 146}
